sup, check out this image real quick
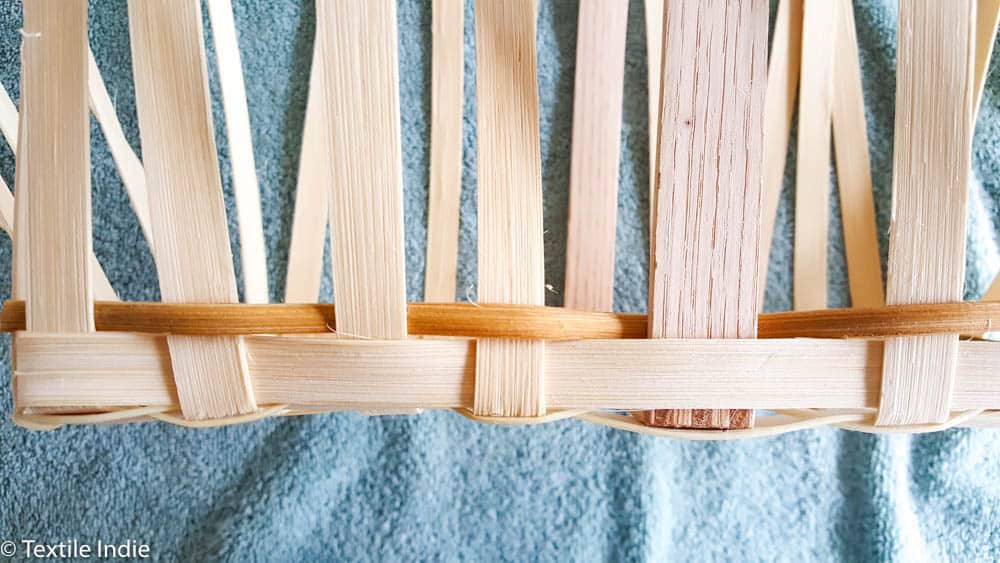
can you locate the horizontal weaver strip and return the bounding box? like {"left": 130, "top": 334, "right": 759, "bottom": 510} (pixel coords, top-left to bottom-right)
{"left": 3, "top": 300, "right": 1000, "bottom": 340}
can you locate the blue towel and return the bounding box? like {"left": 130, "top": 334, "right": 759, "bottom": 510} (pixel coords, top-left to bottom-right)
{"left": 1, "top": 0, "right": 999, "bottom": 560}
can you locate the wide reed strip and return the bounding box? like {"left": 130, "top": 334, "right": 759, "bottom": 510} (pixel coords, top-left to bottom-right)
{"left": 758, "top": 0, "right": 803, "bottom": 308}
{"left": 424, "top": 0, "right": 464, "bottom": 303}
{"left": 206, "top": 0, "right": 269, "bottom": 303}
{"left": 644, "top": 0, "right": 663, "bottom": 211}
{"left": 14, "top": 334, "right": 1000, "bottom": 413}
{"left": 87, "top": 51, "right": 153, "bottom": 245}
{"left": 473, "top": 0, "right": 546, "bottom": 417}
{"left": 877, "top": 0, "right": 975, "bottom": 425}
{"left": 793, "top": 0, "right": 837, "bottom": 311}
{"left": 284, "top": 34, "right": 329, "bottom": 304}
{"left": 20, "top": 0, "right": 93, "bottom": 333}
{"left": 830, "top": 0, "right": 883, "bottom": 308}
{"left": 317, "top": 0, "right": 407, "bottom": 340}
{"left": 638, "top": 0, "right": 767, "bottom": 430}
{"left": 563, "top": 0, "right": 628, "bottom": 312}
{"left": 128, "top": 0, "right": 255, "bottom": 419}
{"left": 5, "top": 300, "right": 1000, "bottom": 341}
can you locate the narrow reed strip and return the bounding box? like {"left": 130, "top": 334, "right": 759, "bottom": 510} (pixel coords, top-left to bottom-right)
{"left": 640, "top": 0, "right": 767, "bottom": 430}
{"left": 644, "top": 0, "right": 663, "bottom": 212}
{"left": 128, "top": 0, "right": 255, "bottom": 419}
{"left": 283, "top": 30, "right": 329, "bottom": 304}
{"left": 831, "top": 0, "right": 883, "bottom": 308}
{"left": 473, "top": 0, "right": 546, "bottom": 417}
{"left": 0, "top": 79, "right": 16, "bottom": 148}
{"left": 793, "top": 0, "right": 836, "bottom": 310}
{"left": 87, "top": 50, "right": 153, "bottom": 245}
{"left": 423, "top": 0, "right": 464, "bottom": 302}
{"left": 878, "top": 0, "right": 975, "bottom": 425}
{"left": 20, "top": 0, "right": 94, "bottom": 333}
{"left": 206, "top": 0, "right": 269, "bottom": 303}
{"left": 563, "top": 0, "right": 628, "bottom": 312}
{"left": 758, "top": 0, "right": 802, "bottom": 308}
{"left": 974, "top": 0, "right": 1000, "bottom": 117}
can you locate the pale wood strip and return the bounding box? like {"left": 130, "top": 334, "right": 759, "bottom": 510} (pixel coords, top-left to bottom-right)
{"left": 644, "top": 0, "right": 663, "bottom": 213}
{"left": 473, "top": 0, "right": 546, "bottom": 417}
{"left": 424, "top": 0, "right": 464, "bottom": 303}
{"left": 206, "top": 0, "right": 269, "bottom": 303}
{"left": 87, "top": 50, "right": 153, "bottom": 245}
{"left": 284, "top": 33, "right": 329, "bottom": 304}
{"left": 563, "top": 0, "right": 628, "bottom": 312}
{"left": 128, "top": 0, "right": 255, "bottom": 419}
{"left": 21, "top": 0, "right": 93, "bottom": 333}
{"left": 14, "top": 333, "right": 1000, "bottom": 413}
{"left": 793, "top": 0, "right": 837, "bottom": 311}
{"left": 0, "top": 81, "right": 16, "bottom": 149}
{"left": 0, "top": 177, "right": 10, "bottom": 233}
{"left": 317, "top": 0, "right": 407, "bottom": 339}
{"left": 974, "top": 0, "right": 1000, "bottom": 118}
{"left": 878, "top": 0, "right": 975, "bottom": 425}
{"left": 758, "top": 0, "right": 803, "bottom": 308}
{"left": 640, "top": 0, "right": 767, "bottom": 430}
{"left": 831, "top": 0, "right": 883, "bottom": 308}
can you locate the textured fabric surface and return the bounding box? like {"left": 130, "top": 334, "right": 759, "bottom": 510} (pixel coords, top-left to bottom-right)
{"left": 1, "top": 0, "right": 1000, "bottom": 560}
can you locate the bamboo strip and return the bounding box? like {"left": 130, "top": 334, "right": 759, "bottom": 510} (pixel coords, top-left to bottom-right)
{"left": 0, "top": 178, "right": 10, "bottom": 233}
{"left": 424, "top": 0, "right": 464, "bottom": 303}
{"left": 283, "top": 30, "right": 329, "bottom": 304}
{"left": 20, "top": 0, "right": 93, "bottom": 333}
{"left": 14, "top": 334, "right": 1000, "bottom": 413}
{"left": 878, "top": 0, "right": 975, "bottom": 425}
{"left": 758, "top": 0, "right": 803, "bottom": 308}
{"left": 87, "top": 50, "right": 153, "bottom": 245}
{"left": 317, "top": 0, "right": 407, "bottom": 340}
{"left": 831, "top": 0, "right": 883, "bottom": 308}
{"left": 563, "top": 0, "right": 628, "bottom": 313}
{"left": 793, "top": 0, "right": 837, "bottom": 311}
{"left": 206, "top": 0, "right": 269, "bottom": 303}
{"left": 0, "top": 81, "right": 16, "bottom": 149}
{"left": 640, "top": 0, "right": 767, "bottom": 430}
{"left": 128, "top": 0, "right": 255, "bottom": 419}
{"left": 5, "top": 300, "right": 1000, "bottom": 341}
{"left": 644, "top": 0, "right": 663, "bottom": 213}
{"left": 473, "top": 0, "right": 546, "bottom": 417}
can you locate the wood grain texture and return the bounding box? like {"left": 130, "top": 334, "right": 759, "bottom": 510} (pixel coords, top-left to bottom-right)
{"left": 317, "top": 0, "right": 407, "bottom": 340}
{"left": 758, "top": 0, "right": 802, "bottom": 307}
{"left": 831, "top": 0, "right": 883, "bottom": 308}
{"left": 473, "top": 0, "right": 546, "bottom": 417}
{"left": 644, "top": 0, "right": 663, "bottom": 213}
{"left": 14, "top": 333, "right": 1000, "bottom": 413}
{"left": 878, "top": 0, "right": 975, "bottom": 425}
{"left": 793, "top": 0, "right": 837, "bottom": 311}
{"left": 283, "top": 25, "right": 329, "bottom": 304}
{"left": 128, "top": 0, "right": 255, "bottom": 419}
{"left": 20, "top": 0, "right": 93, "bottom": 333}
{"left": 424, "top": 0, "right": 464, "bottom": 303}
{"left": 0, "top": 80, "right": 17, "bottom": 150}
{"left": 639, "top": 0, "right": 767, "bottom": 430}
{"left": 563, "top": 0, "right": 628, "bottom": 313}
{"left": 206, "top": 0, "right": 269, "bottom": 303}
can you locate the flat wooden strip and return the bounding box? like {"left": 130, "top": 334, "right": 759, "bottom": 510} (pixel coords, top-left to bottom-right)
{"left": 0, "top": 80, "right": 16, "bottom": 149}
{"left": 473, "top": 0, "right": 546, "bottom": 417}
{"left": 128, "top": 0, "right": 255, "bottom": 419}
{"left": 878, "top": 0, "right": 975, "bottom": 425}
{"left": 563, "top": 0, "right": 627, "bottom": 312}
{"left": 974, "top": 0, "right": 1000, "bottom": 117}
{"left": 87, "top": 50, "right": 153, "bottom": 245}
{"left": 20, "top": 0, "right": 93, "bottom": 333}
{"left": 830, "top": 0, "right": 883, "bottom": 308}
{"left": 644, "top": 0, "right": 663, "bottom": 214}
{"left": 640, "top": 0, "right": 767, "bottom": 430}
{"left": 14, "top": 333, "right": 1000, "bottom": 412}
{"left": 284, "top": 33, "right": 329, "bottom": 304}
{"left": 6, "top": 300, "right": 1000, "bottom": 341}
{"left": 758, "top": 0, "right": 803, "bottom": 308}
{"left": 206, "top": 0, "right": 269, "bottom": 303}
{"left": 317, "top": 0, "right": 407, "bottom": 339}
{"left": 424, "top": 0, "right": 464, "bottom": 303}
{"left": 792, "top": 0, "right": 836, "bottom": 311}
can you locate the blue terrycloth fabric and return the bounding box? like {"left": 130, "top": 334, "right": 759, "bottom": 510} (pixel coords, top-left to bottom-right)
{"left": 1, "top": 0, "right": 1000, "bottom": 560}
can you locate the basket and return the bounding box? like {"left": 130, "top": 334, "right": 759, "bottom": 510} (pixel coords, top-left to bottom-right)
{"left": 4, "top": 0, "right": 1000, "bottom": 439}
